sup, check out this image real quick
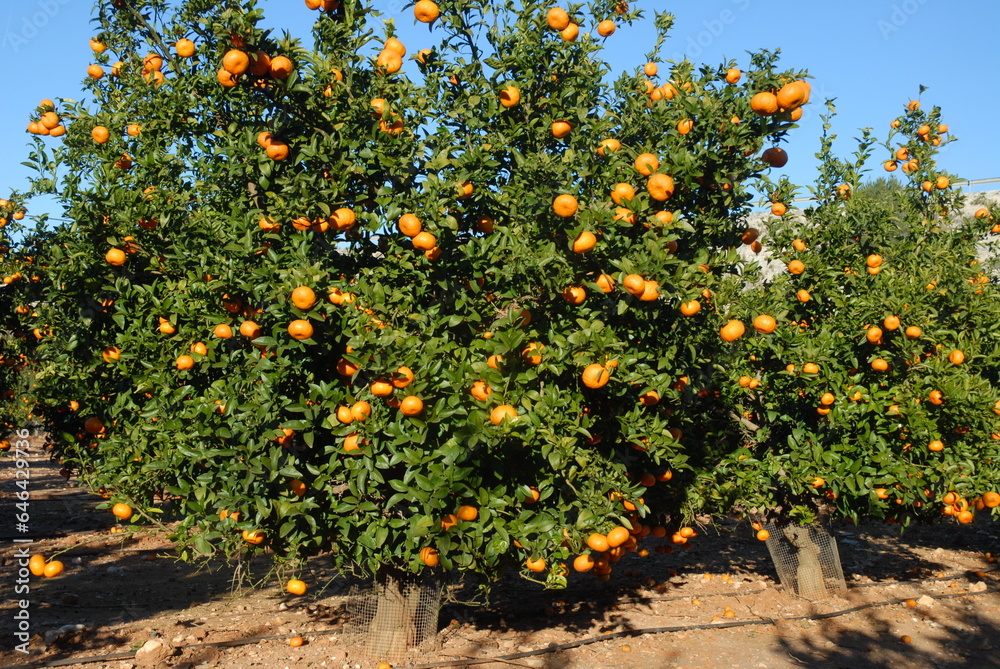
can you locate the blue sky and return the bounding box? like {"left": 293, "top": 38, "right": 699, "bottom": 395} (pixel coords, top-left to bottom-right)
{"left": 2, "top": 0, "right": 998, "bottom": 222}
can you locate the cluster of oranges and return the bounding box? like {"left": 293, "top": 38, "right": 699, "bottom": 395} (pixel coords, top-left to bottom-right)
{"left": 749, "top": 79, "right": 811, "bottom": 121}
{"left": 941, "top": 490, "right": 1000, "bottom": 524}
{"left": 375, "top": 38, "right": 406, "bottom": 75}
{"left": 217, "top": 47, "right": 294, "bottom": 89}
{"left": 303, "top": 0, "right": 339, "bottom": 10}
{"left": 397, "top": 213, "right": 440, "bottom": 259}
{"left": 27, "top": 555, "right": 65, "bottom": 579}
{"left": 544, "top": 6, "right": 620, "bottom": 41}
{"left": 26, "top": 100, "right": 66, "bottom": 137}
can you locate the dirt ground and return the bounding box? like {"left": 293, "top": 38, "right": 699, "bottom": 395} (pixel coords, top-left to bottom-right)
{"left": 3, "top": 433, "right": 1000, "bottom": 669}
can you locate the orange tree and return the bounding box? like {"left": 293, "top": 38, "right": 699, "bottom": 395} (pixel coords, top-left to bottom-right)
{"left": 16, "top": 0, "right": 811, "bottom": 588}
{"left": 714, "top": 99, "right": 1000, "bottom": 526}
{"left": 0, "top": 193, "right": 50, "bottom": 436}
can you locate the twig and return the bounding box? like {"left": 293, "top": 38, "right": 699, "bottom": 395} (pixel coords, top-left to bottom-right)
{"left": 728, "top": 411, "right": 760, "bottom": 432}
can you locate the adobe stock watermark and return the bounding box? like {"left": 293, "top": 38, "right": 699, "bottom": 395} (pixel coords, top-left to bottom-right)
{"left": 9, "top": 428, "right": 34, "bottom": 654}
{"left": 2, "top": 0, "right": 73, "bottom": 53}
{"left": 669, "top": 0, "right": 754, "bottom": 62}
{"left": 877, "top": 0, "right": 930, "bottom": 40}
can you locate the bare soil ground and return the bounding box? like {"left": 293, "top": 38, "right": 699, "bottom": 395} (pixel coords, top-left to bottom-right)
{"left": 3, "top": 434, "right": 1000, "bottom": 669}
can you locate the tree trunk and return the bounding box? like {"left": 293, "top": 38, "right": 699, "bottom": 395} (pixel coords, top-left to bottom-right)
{"left": 783, "top": 525, "right": 826, "bottom": 599}
{"left": 364, "top": 566, "right": 439, "bottom": 661}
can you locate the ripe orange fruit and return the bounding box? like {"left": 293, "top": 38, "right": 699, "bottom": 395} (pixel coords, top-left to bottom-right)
{"left": 410, "top": 231, "right": 437, "bottom": 251}
{"left": 288, "top": 636, "right": 305, "bottom": 647}
{"left": 499, "top": 85, "right": 521, "bottom": 108}
{"left": 752, "top": 314, "right": 776, "bottom": 334}
{"left": 679, "top": 300, "right": 701, "bottom": 316}
{"left": 456, "top": 505, "right": 478, "bottom": 521}
{"left": 525, "top": 556, "right": 546, "bottom": 573}
{"left": 287, "top": 319, "right": 314, "bottom": 340}
{"left": 400, "top": 396, "right": 424, "bottom": 416}
{"left": 928, "top": 390, "right": 944, "bottom": 405}
{"left": 719, "top": 320, "right": 745, "bottom": 342}
{"left": 750, "top": 91, "right": 778, "bottom": 116}
{"left": 289, "top": 479, "right": 307, "bottom": 496}
{"left": 634, "top": 152, "right": 659, "bottom": 175}
{"left": 43, "top": 561, "right": 64, "bottom": 578}
{"left": 406, "top": 0, "right": 440, "bottom": 20}
{"left": 761, "top": 147, "right": 788, "bottom": 167}
{"left": 470, "top": 381, "right": 492, "bottom": 401}
{"left": 490, "top": 404, "right": 517, "bottom": 424}
{"left": 29, "top": 555, "right": 47, "bottom": 577}
{"left": 596, "top": 19, "right": 616, "bottom": 36}
{"left": 587, "top": 532, "right": 610, "bottom": 552}
{"left": 419, "top": 546, "right": 439, "bottom": 566}
{"left": 606, "top": 526, "right": 630, "bottom": 548}
{"left": 571, "top": 230, "right": 596, "bottom": 253}
{"left": 84, "top": 416, "right": 106, "bottom": 434}
{"left": 286, "top": 579, "right": 307, "bottom": 595}
{"left": 375, "top": 49, "right": 402, "bottom": 73}
{"left": 796, "top": 289, "right": 811, "bottom": 303}
{"left": 91, "top": 126, "right": 111, "bottom": 143}
{"left": 106, "top": 248, "right": 127, "bottom": 266}
{"left": 112, "top": 502, "right": 133, "bottom": 520}
{"left": 776, "top": 80, "right": 810, "bottom": 110}
{"left": 545, "top": 6, "right": 570, "bottom": 30}
{"left": 983, "top": 491, "right": 1000, "bottom": 508}
{"left": 770, "top": 202, "right": 787, "bottom": 216}
{"left": 647, "top": 173, "right": 675, "bottom": 201}
{"left": 582, "top": 363, "right": 610, "bottom": 389}
{"left": 756, "top": 529, "right": 770, "bottom": 541}
{"left": 175, "top": 354, "right": 195, "bottom": 370}
{"left": 573, "top": 554, "right": 595, "bottom": 572}
{"left": 610, "top": 182, "right": 635, "bottom": 205}
{"left": 928, "top": 440, "right": 944, "bottom": 452}
{"left": 948, "top": 350, "right": 965, "bottom": 365}
{"left": 595, "top": 273, "right": 615, "bottom": 293}
{"left": 242, "top": 529, "right": 266, "bottom": 544}
{"left": 222, "top": 49, "right": 250, "bottom": 75}
{"left": 621, "top": 273, "right": 645, "bottom": 296}
{"left": 290, "top": 286, "right": 316, "bottom": 310}
{"left": 551, "top": 120, "right": 572, "bottom": 138}
{"left": 639, "top": 390, "right": 659, "bottom": 407}
{"left": 871, "top": 358, "right": 889, "bottom": 372}
{"left": 802, "top": 362, "right": 819, "bottom": 374}
{"left": 597, "top": 138, "right": 621, "bottom": 156}
{"left": 904, "top": 326, "right": 922, "bottom": 339}
{"left": 175, "top": 38, "right": 195, "bottom": 57}
{"left": 676, "top": 118, "right": 694, "bottom": 135}
{"left": 349, "top": 401, "right": 371, "bottom": 422}
{"left": 472, "top": 215, "right": 495, "bottom": 234}
{"left": 787, "top": 259, "right": 805, "bottom": 275}
{"left": 521, "top": 342, "right": 544, "bottom": 365}
{"left": 562, "top": 286, "right": 586, "bottom": 304}
{"left": 553, "top": 193, "right": 578, "bottom": 217}
{"left": 560, "top": 23, "right": 579, "bottom": 41}
{"left": 239, "top": 321, "right": 262, "bottom": 338}
{"left": 370, "top": 380, "right": 393, "bottom": 397}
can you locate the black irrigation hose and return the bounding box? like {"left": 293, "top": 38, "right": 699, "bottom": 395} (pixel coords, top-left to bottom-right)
{"left": 5, "top": 582, "right": 998, "bottom": 669}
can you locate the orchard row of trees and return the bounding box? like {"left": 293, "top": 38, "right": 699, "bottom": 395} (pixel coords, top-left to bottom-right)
{"left": 1, "top": 0, "right": 999, "bottom": 591}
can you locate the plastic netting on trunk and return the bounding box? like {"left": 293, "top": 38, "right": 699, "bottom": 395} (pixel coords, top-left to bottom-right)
{"left": 343, "top": 570, "right": 442, "bottom": 663}
{"left": 762, "top": 522, "right": 847, "bottom": 599}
